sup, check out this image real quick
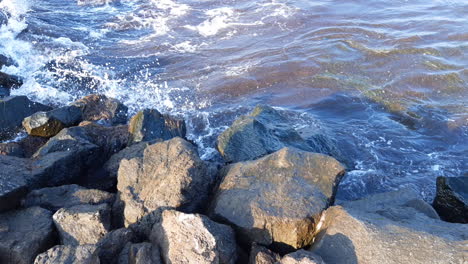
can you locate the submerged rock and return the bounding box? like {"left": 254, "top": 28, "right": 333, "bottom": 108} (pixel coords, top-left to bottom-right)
{"left": 118, "top": 242, "right": 162, "bottom": 264}
{"left": 23, "top": 105, "right": 82, "bottom": 137}
{"left": 433, "top": 176, "right": 468, "bottom": 223}
{"left": 72, "top": 94, "right": 128, "bottom": 125}
{"left": 34, "top": 245, "right": 100, "bottom": 264}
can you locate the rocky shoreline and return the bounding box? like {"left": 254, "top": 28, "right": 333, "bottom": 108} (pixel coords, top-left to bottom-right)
{"left": 0, "top": 66, "right": 467, "bottom": 264}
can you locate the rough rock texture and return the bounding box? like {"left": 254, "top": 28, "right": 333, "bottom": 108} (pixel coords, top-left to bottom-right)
{"left": 211, "top": 147, "right": 345, "bottom": 253}
{"left": 118, "top": 242, "right": 162, "bottom": 264}
{"left": 310, "top": 189, "right": 468, "bottom": 264}
{"left": 248, "top": 244, "right": 280, "bottom": 264}
{"left": 0, "top": 71, "right": 22, "bottom": 88}
{"left": 0, "top": 155, "right": 31, "bottom": 211}
{"left": 128, "top": 109, "right": 186, "bottom": 144}
{"left": 22, "top": 184, "right": 115, "bottom": 211}
{"left": 280, "top": 250, "right": 325, "bottom": 264}
{"left": 433, "top": 176, "right": 468, "bottom": 223}
{"left": 72, "top": 94, "right": 128, "bottom": 125}
{"left": 151, "top": 210, "right": 237, "bottom": 264}
{"left": 0, "top": 140, "right": 24, "bottom": 157}
{"left": 22, "top": 105, "right": 82, "bottom": 137}
{"left": 217, "top": 105, "right": 340, "bottom": 163}
{"left": 0, "top": 96, "right": 52, "bottom": 139}
{"left": 0, "top": 135, "right": 48, "bottom": 158}
{"left": 53, "top": 203, "right": 111, "bottom": 246}
{"left": 0, "top": 207, "right": 56, "bottom": 264}
{"left": 117, "top": 137, "right": 213, "bottom": 236}
{"left": 96, "top": 228, "right": 135, "bottom": 264}
{"left": 34, "top": 245, "right": 100, "bottom": 264}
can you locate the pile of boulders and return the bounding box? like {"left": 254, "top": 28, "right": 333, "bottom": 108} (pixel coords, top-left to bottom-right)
{"left": 0, "top": 93, "right": 466, "bottom": 264}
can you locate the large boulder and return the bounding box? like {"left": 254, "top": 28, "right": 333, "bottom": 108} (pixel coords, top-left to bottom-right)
{"left": 433, "top": 176, "right": 468, "bottom": 223}
{"left": 0, "top": 207, "right": 56, "bottom": 264}
{"left": 128, "top": 109, "right": 186, "bottom": 144}
{"left": 22, "top": 105, "right": 82, "bottom": 137}
{"left": 117, "top": 137, "right": 213, "bottom": 236}
{"left": 118, "top": 242, "right": 162, "bottom": 264}
{"left": 34, "top": 245, "right": 100, "bottom": 264}
{"left": 151, "top": 210, "right": 237, "bottom": 264}
{"left": 53, "top": 203, "right": 111, "bottom": 246}
{"left": 310, "top": 189, "right": 468, "bottom": 264}
{"left": 217, "top": 105, "right": 340, "bottom": 163}
{"left": 0, "top": 155, "right": 31, "bottom": 211}
{"left": 96, "top": 228, "right": 135, "bottom": 264}
{"left": 72, "top": 94, "right": 128, "bottom": 125}
{"left": 22, "top": 184, "right": 115, "bottom": 211}
{"left": 210, "top": 147, "right": 345, "bottom": 253}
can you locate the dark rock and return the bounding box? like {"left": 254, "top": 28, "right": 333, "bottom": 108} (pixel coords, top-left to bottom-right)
{"left": 128, "top": 109, "right": 186, "bottom": 144}
{"left": 22, "top": 105, "right": 82, "bottom": 137}
{"left": 433, "top": 176, "right": 468, "bottom": 223}
{"left": 0, "top": 71, "right": 22, "bottom": 88}
{"left": 210, "top": 147, "right": 345, "bottom": 253}
{"left": 0, "top": 140, "right": 24, "bottom": 157}
{"left": 310, "top": 189, "right": 468, "bottom": 264}
{"left": 0, "top": 207, "right": 56, "bottom": 264}
{"left": 280, "top": 250, "right": 325, "bottom": 264}
{"left": 0, "top": 136, "right": 48, "bottom": 158}
{"left": 0, "top": 86, "right": 9, "bottom": 98}
{"left": 53, "top": 203, "right": 111, "bottom": 246}
{"left": 96, "top": 228, "right": 135, "bottom": 264}
{"left": 248, "top": 243, "right": 280, "bottom": 264}
{"left": 72, "top": 94, "right": 128, "bottom": 125}
{"left": 0, "top": 155, "right": 31, "bottom": 212}
{"left": 118, "top": 242, "right": 162, "bottom": 264}
{"left": 0, "top": 55, "right": 13, "bottom": 67}
{"left": 151, "top": 210, "right": 237, "bottom": 264}
{"left": 117, "top": 137, "right": 213, "bottom": 237}
{"left": 34, "top": 245, "right": 100, "bottom": 264}
{"left": 0, "top": 96, "right": 52, "bottom": 139}
{"left": 22, "top": 184, "right": 115, "bottom": 211}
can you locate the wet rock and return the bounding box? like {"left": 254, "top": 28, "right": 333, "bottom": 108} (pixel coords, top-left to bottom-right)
{"left": 0, "top": 135, "right": 48, "bottom": 158}
{"left": 22, "top": 184, "right": 115, "bottom": 211}
{"left": 248, "top": 244, "right": 280, "bottom": 264}
{"left": 72, "top": 94, "right": 128, "bottom": 125}
{"left": 23, "top": 105, "right": 83, "bottom": 137}
{"left": 0, "top": 140, "right": 24, "bottom": 157}
{"left": 128, "top": 109, "right": 186, "bottom": 144}
{"left": 117, "top": 137, "right": 213, "bottom": 236}
{"left": 53, "top": 203, "right": 111, "bottom": 246}
{"left": 151, "top": 210, "right": 237, "bottom": 264}
{"left": 217, "top": 105, "right": 339, "bottom": 163}
{"left": 310, "top": 189, "right": 468, "bottom": 264}
{"left": 0, "top": 155, "right": 31, "bottom": 211}
{"left": 0, "top": 96, "right": 52, "bottom": 139}
{"left": 0, "top": 55, "right": 15, "bottom": 68}
{"left": 0, "top": 71, "right": 22, "bottom": 88}
{"left": 280, "top": 250, "right": 325, "bottom": 264}
{"left": 34, "top": 245, "right": 100, "bottom": 264}
{"left": 118, "top": 242, "right": 162, "bottom": 264}
{"left": 0, "top": 207, "right": 56, "bottom": 264}
{"left": 433, "top": 176, "right": 468, "bottom": 223}
{"left": 210, "top": 147, "right": 345, "bottom": 253}
{"left": 96, "top": 228, "right": 135, "bottom": 264}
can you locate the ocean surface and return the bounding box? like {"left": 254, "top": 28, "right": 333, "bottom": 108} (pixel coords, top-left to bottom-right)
{"left": 1, "top": 0, "right": 466, "bottom": 201}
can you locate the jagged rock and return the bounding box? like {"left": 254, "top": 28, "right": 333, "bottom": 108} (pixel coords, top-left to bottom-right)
{"left": 22, "top": 105, "right": 82, "bottom": 137}
{"left": 72, "top": 94, "right": 128, "bottom": 125}
{"left": 248, "top": 244, "right": 280, "bottom": 264}
{"left": 211, "top": 147, "right": 345, "bottom": 253}
{"left": 0, "top": 71, "right": 22, "bottom": 88}
{"left": 117, "top": 137, "right": 213, "bottom": 236}
{"left": 0, "top": 96, "right": 52, "bottom": 139}
{"left": 310, "top": 189, "right": 468, "bottom": 264}
{"left": 0, "top": 207, "right": 56, "bottom": 264}
{"left": 280, "top": 250, "right": 325, "bottom": 264}
{"left": 433, "top": 176, "right": 468, "bottom": 223}
{"left": 0, "top": 135, "right": 48, "bottom": 158}
{"left": 0, "top": 155, "right": 31, "bottom": 211}
{"left": 128, "top": 109, "right": 186, "bottom": 144}
{"left": 118, "top": 242, "right": 162, "bottom": 264}
{"left": 0, "top": 140, "right": 24, "bottom": 157}
{"left": 96, "top": 228, "right": 135, "bottom": 264}
{"left": 53, "top": 203, "right": 111, "bottom": 246}
{"left": 217, "top": 105, "right": 340, "bottom": 163}
{"left": 34, "top": 245, "right": 100, "bottom": 264}
{"left": 151, "top": 210, "right": 237, "bottom": 264}
{"left": 22, "top": 184, "right": 115, "bottom": 211}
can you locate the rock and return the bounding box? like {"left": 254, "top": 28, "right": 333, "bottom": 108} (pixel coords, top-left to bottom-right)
{"left": 53, "top": 203, "right": 111, "bottom": 246}
{"left": 118, "top": 242, "right": 162, "bottom": 264}
{"left": 248, "top": 244, "right": 280, "bottom": 264}
{"left": 0, "top": 140, "right": 24, "bottom": 157}
{"left": 34, "top": 245, "right": 100, "bottom": 264}
{"left": 117, "top": 137, "right": 213, "bottom": 236}
{"left": 0, "top": 55, "right": 14, "bottom": 67}
{"left": 433, "top": 176, "right": 468, "bottom": 223}
{"left": 280, "top": 250, "right": 325, "bottom": 264}
{"left": 0, "top": 71, "right": 22, "bottom": 88}
{"left": 0, "top": 207, "right": 56, "bottom": 264}
{"left": 210, "top": 147, "right": 345, "bottom": 253}
{"left": 0, "top": 96, "right": 52, "bottom": 139}
{"left": 217, "top": 105, "right": 339, "bottom": 163}
{"left": 72, "top": 94, "right": 128, "bottom": 125}
{"left": 128, "top": 109, "right": 186, "bottom": 144}
{"left": 96, "top": 228, "right": 135, "bottom": 264}
{"left": 310, "top": 189, "right": 468, "bottom": 264}
{"left": 22, "top": 184, "right": 115, "bottom": 211}
{"left": 0, "top": 155, "right": 31, "bottom": 211}
{"left": 151, "top": 210, "right": 237, "bottom": 264}
{"left": 23, "top": 105, "right": 82, "bottom": 137}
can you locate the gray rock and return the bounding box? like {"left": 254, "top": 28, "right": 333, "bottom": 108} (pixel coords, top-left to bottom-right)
{"left": 72, "top": 94, "right": 128, "bottom": 125}
{"left": 280, "top": 250, "right": 325, "bottom": 264}
{"left": 34, "top": 245, "right": 100, "bottom": 264}
{"left": 53, "top": 203, "right": 111, "bottom": 246}
{"left": 117, "top": 137, "right": 213, "bottom": 236}
{"left": 128, "top": 109, "right": 186, "bottom": 144}
{"left": 22, "top": 184, "right": 115, "bottom": 211}
{"left": 151, "top": 210, "right": 237, "bottom": 264}
{"left": 96, "top": 228, "right": 135, "bottom": 264}
{"left": 248, "top": 244, "right": 280, "bottom": 264}
{"left": 433, "top": 176, "right": 468, "bottom": 223}
{"left": 311, "top": 189, "right": 468, "bottom": 264}
{"left": 22, "top": 105, "right": 82, "bottom": 137}
{"left": 211, "top": 147, "right": 345, "bottom": 253}
{"left": 118, "top": 242, "right": 162, "bottom": 264}
{"left": 0, "top": 155, "right": 31, "bottom": 212}
{"left": 0, "top": 207, "right": 56, "bottom": 264}
{"left": 0, "top": 135, "right": 48, "bottom": 158}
